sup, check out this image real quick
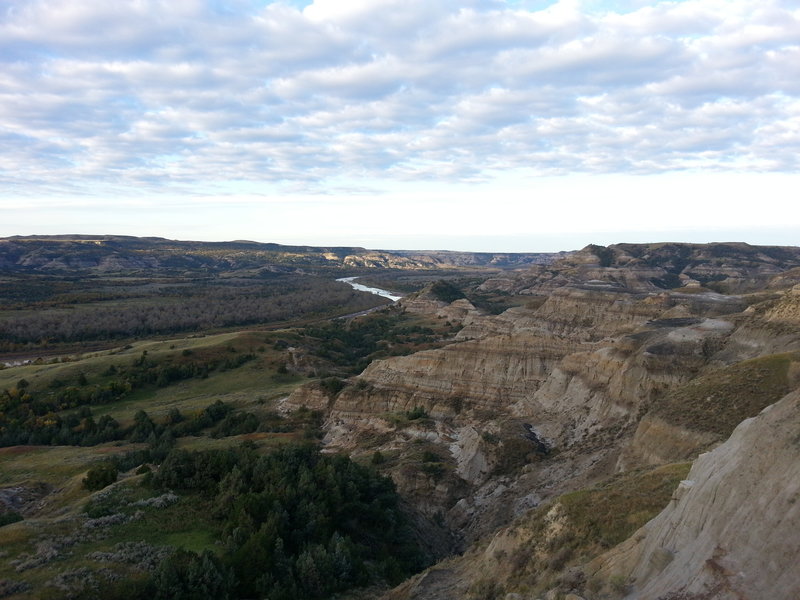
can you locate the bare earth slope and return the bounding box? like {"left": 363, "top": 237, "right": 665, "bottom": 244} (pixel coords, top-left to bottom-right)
{"left": 590, "top": 388, "right": 800, "bottom": 600}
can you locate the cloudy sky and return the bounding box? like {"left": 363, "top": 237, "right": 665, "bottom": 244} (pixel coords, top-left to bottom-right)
{"left": 1, "top": 0, "right": 798, "bottom": 251}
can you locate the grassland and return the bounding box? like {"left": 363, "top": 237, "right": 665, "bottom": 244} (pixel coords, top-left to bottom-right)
{"left": 0, "top": 325, "right": 323, "bottom": 598}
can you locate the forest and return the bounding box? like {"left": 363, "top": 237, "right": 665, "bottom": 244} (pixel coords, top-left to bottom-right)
{"left": 55, "top": 444, "right": 425, "bottom": 600}
{"left": 0, "top": 273, "right": 387, "bottom": 352}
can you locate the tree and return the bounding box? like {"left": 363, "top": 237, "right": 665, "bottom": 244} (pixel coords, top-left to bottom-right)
{"left": 83, "top": 462, "right": 118, "bottom": 491}
{"left": 152, "top": 549, "right": 233, "bottom": 600}
{"left": 130, "top": 410, "right": 155, "bottom": 442}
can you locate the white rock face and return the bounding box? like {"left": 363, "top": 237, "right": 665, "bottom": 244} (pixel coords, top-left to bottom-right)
{"left": 589, "top": 389, "right": 800, "bottom": 600}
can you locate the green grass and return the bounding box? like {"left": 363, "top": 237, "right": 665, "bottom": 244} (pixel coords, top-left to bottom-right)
{"left": 651, "top": 352, "right": 799, "bottom": 436}
{"left": 98, "top": 490, "right": 222, "bottom": 552}
{"left": 0, "top": 443, "right": 141, "bottom": 487}
{"left": 1, "top": 329, "right": 308, "bottom": 435}
{"left": 0, "top": 481, "right": 223, "bottom": 596}
{"left": 159, "top": 529, "right": 218, "bottom": 553}
{"left": 175, "top": 431, "right": 300, "bottom": 452}
{"left": 0, "top": 327, "right": 316, "bottom": 598}
{"left": 0, "top": 330, "right": 243, "bottom": 392}
{"left": 87, "top": 359, "right": 293, "bottom": 427}
{"left": 0, "top": 328, "right": 311, "bottom": 486}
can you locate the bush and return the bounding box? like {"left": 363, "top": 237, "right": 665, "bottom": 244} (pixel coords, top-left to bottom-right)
{"left": 0, "top": 511, "right": 23, "bottom": 527}
{"left": 421, "top": 450, "right": 439, "bottom": 463}
{"left": 429, "top": 280, "right": 464, "bottom": 303}
{"left": 152, "top": 549, "right": 233, "bottom": 600}
{"left": 83, "top": 462, "right": 118, "bottom": 491}
{"left": 406, "top": 406, "right": 428, "bottom": 420}
{"left": 319, "top": 376, "right": 345, "bottom": 398}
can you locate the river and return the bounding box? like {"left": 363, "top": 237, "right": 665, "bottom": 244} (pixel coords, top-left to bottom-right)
{"left": 336, "top": 277, "right": 403, "bottom": 302}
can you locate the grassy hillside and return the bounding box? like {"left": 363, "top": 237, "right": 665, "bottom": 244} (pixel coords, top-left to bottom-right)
{"left": 650, "top": 352, "right": 800, "bottom": 436}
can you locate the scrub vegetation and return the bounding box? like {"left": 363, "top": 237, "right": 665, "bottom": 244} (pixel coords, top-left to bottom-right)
{"left": 0, "top": 325, "right": 428, "bottom": 599}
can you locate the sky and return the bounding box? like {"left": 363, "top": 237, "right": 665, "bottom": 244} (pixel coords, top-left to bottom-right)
{"left": 1, "top": 0, "right": 798, "bottom": 252}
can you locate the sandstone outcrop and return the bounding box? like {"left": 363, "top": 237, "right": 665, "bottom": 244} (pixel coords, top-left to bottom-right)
{"left": 281, "top": 381, "right": 332, "bottom": 412}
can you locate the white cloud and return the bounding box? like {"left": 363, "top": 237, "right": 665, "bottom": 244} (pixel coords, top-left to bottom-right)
{"left": 0, "top": 0, "right": 798, "bottom": 248}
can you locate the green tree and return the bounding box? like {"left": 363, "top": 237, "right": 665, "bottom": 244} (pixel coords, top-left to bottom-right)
{"left": 83, "top": 462, "right": 118, "bottom": 491}
{"left": 152, "top": 549, "right": 233, "bottom": 600}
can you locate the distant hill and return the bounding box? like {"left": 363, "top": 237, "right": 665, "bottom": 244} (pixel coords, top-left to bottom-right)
{"left": 478, "top": 241, "right": 800, "bottom": 295}
{"left": 0, "top": 235, "right": 563, "bottom": 274}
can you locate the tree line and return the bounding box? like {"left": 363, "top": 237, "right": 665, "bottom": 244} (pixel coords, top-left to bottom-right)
{"left": 302, "top": 310, "right": 439, "bottom": 375}
{"left": 0, "top": 350, "right": 254, "bottom": 447}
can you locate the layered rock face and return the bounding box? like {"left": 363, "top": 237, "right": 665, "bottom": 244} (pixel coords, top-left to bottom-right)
{"left": 320, "top": 284, "right": 751, "bottom": 461}
{"left": 283, "top": 242, "right": 800, "bottom": 595}
{"left": 283, "top": 245, "right": 797, "bottom": 547}
{"left": 334, "top": 331, "right": 572, "bottom": 418}
{"left": 589, "top": 389, "right": 800, "bottom": 600}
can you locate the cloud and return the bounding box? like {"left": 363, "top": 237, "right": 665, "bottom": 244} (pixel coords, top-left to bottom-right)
{"left": 0, "top": 0, "right": 798, "bottom": 200}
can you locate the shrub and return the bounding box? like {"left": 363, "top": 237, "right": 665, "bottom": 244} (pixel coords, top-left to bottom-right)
{"left": 421, "top": 450, "right": 439, "bottom": 463}
{"left": 609, "top": 574, "right": 629, "bottom": 595}
{"left": 429, "top": 280, "right": 464, "bottom": 303}
{"left": 0, "top": 511, "right": 23, "bottom": 527}
{"left": 152, "top": 549, "right": 233, "bottom": 600}
{"left": 421, "top": 462, "right": 444, "bottom": 480}
{"left": 320, "top": 376, "right": 345, "bottom": 397}
{"left": 83, "top": 462, "right": 118, "bottom": 491}
{"left": 406, "top": 406, "right": 428, "bottom": 420}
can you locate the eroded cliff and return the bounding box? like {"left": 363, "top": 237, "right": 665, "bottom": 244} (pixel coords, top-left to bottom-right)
{"left": 589, "top": 389, "right": 800, "bottom": 600}
{"left": 283, "top": 242, "right": 800, "bottom": 598}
